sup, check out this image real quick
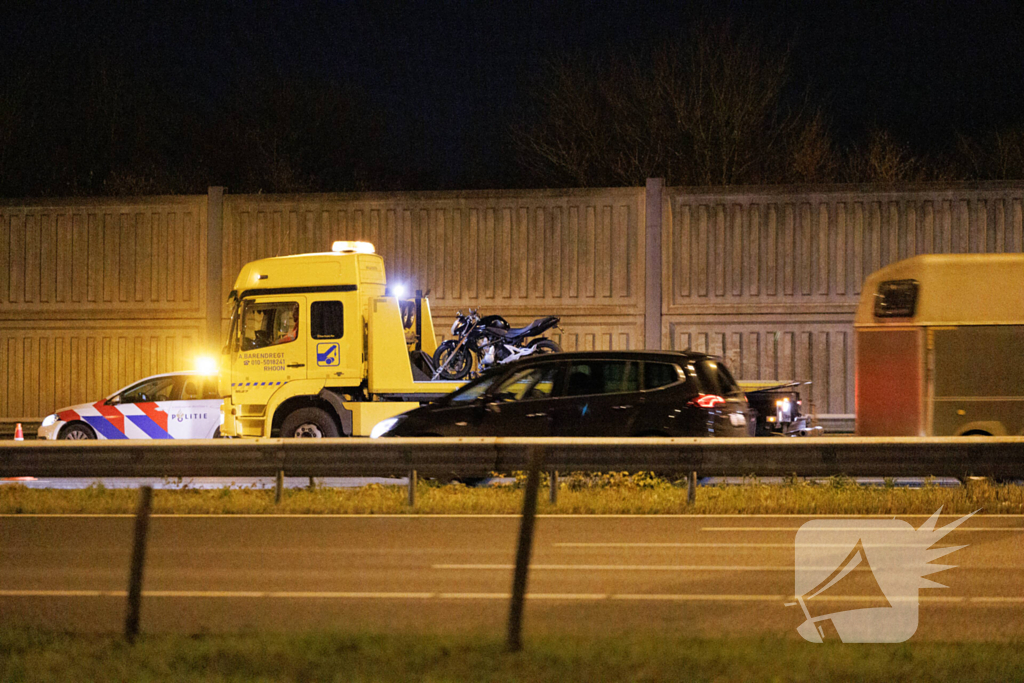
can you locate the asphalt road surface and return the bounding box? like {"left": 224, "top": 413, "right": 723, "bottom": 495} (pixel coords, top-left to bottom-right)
{"left": 1, "top": 515, "right": 1021, "bottom": 641}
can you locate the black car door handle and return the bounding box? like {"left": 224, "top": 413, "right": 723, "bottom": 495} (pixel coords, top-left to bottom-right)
{"left": 286, "top": 363, "right": 305, "bottom": 368}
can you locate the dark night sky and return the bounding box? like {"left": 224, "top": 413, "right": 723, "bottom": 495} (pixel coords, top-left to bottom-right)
{"left": 3, "top": 0, "right": 1024, "bottom": 189}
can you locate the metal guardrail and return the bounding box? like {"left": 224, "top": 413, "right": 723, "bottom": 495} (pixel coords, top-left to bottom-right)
{"left": 2, "top": 437, "right": 1023, "bottom": 479}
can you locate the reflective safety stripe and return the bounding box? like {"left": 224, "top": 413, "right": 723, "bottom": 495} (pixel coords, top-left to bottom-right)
{"left": 136, "top": 403, "right": 169, "bottom": 432}
{"left": 92, "top": 401, "right": 126, "bottom": 436}
{"left": 83, "top": 416, "right": 128, "bottom": 440}
{"left": 127, "top": 415, "right": 173, "bottom": 439}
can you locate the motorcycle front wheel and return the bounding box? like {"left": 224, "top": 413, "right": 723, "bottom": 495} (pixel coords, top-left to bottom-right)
{"left": 529, "top": 338, "right": 562, "bottom": 353}
{"left": 432, "top": 340, "right": 474, "bottom": 379}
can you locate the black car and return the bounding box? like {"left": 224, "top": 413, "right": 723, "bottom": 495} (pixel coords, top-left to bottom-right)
{"left": 372, "top": 351, "right": 755, "bottom": 438}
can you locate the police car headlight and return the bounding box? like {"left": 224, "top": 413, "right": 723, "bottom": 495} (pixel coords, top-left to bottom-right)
{"left": 41, "top": 414, "right": 58, "bottom": 427}
{"left": 370, "top": 416, "right": 403, "bottom": 439}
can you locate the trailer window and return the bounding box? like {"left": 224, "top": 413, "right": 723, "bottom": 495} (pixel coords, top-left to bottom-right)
{"left": 874, "top": 279, "right": 919, "bottom": 318}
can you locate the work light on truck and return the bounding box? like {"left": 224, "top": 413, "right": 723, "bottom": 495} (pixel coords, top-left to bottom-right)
{"left": 331, "top": 240, "right": 376, "bottom": 254}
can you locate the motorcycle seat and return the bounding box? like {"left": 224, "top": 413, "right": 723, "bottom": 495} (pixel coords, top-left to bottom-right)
{"left": 504, "top": 316, "right": 559, "bottom": 339}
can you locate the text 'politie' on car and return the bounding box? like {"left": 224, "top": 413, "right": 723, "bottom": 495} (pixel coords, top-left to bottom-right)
{"left": 370, "top": 350, "right": 755, "bottom": 439}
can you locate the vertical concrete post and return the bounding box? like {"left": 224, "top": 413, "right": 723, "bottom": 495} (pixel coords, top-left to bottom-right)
{"left": 125, "top": 485, "right": 153, "bottom": 644}
{"left": 507, "top": 446, "right": 544, "bottom": 652}
{"left": 644, "top": 178, "right": 664, "bottom": 350}
{"left": 206, "top": 186, "right": 225, "bottom": 352}
{"left": 408, "top": 469, "right": 418, "bottom": 507}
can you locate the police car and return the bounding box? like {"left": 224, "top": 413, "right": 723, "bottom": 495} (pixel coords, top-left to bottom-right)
{"left": 37, "top": 372, "right": 223, "bottom": 440}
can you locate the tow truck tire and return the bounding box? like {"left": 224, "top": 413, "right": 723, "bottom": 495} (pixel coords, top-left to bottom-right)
{"left": 280, "top": 407, "right": 339, "bottom": 438}
{"left": 59, "top": 422, "right": 96, "bottom": 440}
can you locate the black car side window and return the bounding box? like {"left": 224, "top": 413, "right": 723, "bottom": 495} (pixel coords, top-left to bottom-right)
{"left": 449, "top": 375, "right": 501, "bottom": 403}
{"left": 643, "top": 362, "right": 682, "bottom": 390}
{"left": 564, "top": 361, "right": 637, "bottom": 396}
{"left": 492, "top": 365, "right": 560, "bottom": 403}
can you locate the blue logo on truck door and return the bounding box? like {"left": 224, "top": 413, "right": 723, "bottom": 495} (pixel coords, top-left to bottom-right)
{"left": 316, "top": 343, "right": 340, "bottom": 366}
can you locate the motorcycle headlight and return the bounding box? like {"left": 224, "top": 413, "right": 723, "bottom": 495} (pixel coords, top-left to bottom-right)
{"left": 41, "top": 414, "right": 58, "bottom": 427}
{"left": 451, "top": 320, "right": 460, "bottom": 335}
{"left": 370, "top": 416, "right": 403, "bottom": 439}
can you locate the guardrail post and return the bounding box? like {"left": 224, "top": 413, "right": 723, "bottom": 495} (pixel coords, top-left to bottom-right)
{"left": 408, "top": 470, "right": 417, "bottom": 507}
{"left": 549, "top": 470, "right": 558, "bottom": 505}
{"left": 275, "top": 470, "right": 284, "bottom": 504}
{"left": 125, "top": 485, "right": 153, "bottom": 644}
{"left": 687, "top": 471, "right": 697, "bottom": 505}
{"left": 507, "top": 446, "right": 544, "bottom": 652}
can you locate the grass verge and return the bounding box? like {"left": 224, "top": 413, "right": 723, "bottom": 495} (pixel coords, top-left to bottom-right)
{"left": 1, "top": 475, "right": 1022, "bottom": 515}
{"left": 2, "top": 630, "right": 1023, "bottom": 682}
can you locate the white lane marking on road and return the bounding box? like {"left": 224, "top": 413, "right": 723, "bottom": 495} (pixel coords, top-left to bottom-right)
{"left": 435, "top": 564, "right": 794, "bottom": 571}
{"left": 434, "top": 563, "right": 1024, "bottom": 571}
{"left": 613, "top": 594, "right": 786, "bottom": 602}
{"left": 2, "top": 590, "right": 1020, "bottom": 604}
{"left": 703, "top": 526, "right": 1022, "bottom": 532}
{"left": 554, "top": 543, "right": 943, "bottom": 548}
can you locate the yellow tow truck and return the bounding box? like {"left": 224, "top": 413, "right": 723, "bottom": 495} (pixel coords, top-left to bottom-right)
{"left": 218, "top": 241, "right": 462, "bottom": 437}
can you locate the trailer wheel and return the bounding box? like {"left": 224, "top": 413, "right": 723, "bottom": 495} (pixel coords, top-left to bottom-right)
{"left": 280, "top": 407, "right": 339, "bottom": 438}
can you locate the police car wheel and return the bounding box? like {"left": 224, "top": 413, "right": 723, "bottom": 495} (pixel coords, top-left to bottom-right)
{"left": 281, "top": 407, "right": 339, "bottom": 438}
{"left": 59, "top": 423, "right": 96, "bottom": 440}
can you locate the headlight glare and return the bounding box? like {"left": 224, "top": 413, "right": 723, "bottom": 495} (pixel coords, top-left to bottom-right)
{"left": 41, "top": 414, "right": 58, "bottom": 427}
{"left": 369, "top": 416, "right": 402, "bottom": 439}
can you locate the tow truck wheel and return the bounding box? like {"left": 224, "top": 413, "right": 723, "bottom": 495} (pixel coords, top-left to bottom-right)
{"left": 280, "top": 407, "right": 339, "bottom": 438}
{"left": 59, "top": 423, "right": 96, "bottom": 440}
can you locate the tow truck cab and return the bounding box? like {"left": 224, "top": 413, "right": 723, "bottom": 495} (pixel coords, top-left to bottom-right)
{"left": 218, "top": 241, "right": 462, "bottom": 438}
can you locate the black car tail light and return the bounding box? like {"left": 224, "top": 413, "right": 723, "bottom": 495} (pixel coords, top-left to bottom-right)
{"left": 690, "top": 393, "right": 726, "bottom": 408}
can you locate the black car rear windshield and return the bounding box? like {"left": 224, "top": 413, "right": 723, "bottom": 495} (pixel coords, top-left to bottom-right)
{"left": 692, "top": 359, "right": 743, "bottom": 396}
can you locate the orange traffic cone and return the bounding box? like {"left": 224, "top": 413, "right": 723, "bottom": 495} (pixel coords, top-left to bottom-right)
{"left": 13, "top": 423, "right": 24, "bottom": 440}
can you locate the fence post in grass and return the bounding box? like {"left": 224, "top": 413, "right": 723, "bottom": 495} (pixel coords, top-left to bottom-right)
{"left": 507, "top": 446, "right": 544, "bottom": 652}
{"left": 125, "top": 485, "right": 153, "bottom": 644}
{"left": 687, "top": 471, "right": 697, "bottom": 505}
{"left": 549, "top": 470, "right": 558, "bottom": 505}
{"left": 408, "top": 469, "right": 417, "bottom": 507}
{"left": 275, "top": 470, "right": 284, "bottom": 504}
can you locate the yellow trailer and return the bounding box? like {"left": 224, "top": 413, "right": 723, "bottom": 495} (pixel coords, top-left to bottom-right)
{"left": 854, "top": 254, "right": 1024, "bottom": 436}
